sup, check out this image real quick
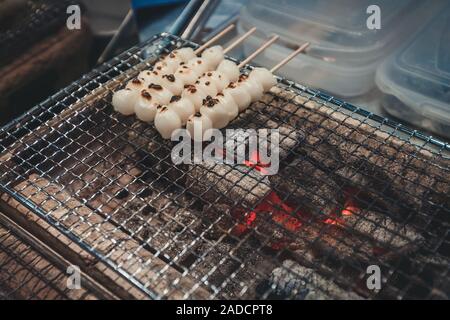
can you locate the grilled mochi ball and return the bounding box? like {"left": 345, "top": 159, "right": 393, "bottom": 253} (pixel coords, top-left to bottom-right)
{"left": 248, "top": 67, "right": 277, "bottom": 91}
{"left": 202, "top": 70, "right": 229, "bottom": 92}
{"left": 153, "top": 61, "right": 173, "bottom": 74}
{"left": 186, "top": 112, "right": 213, "bottom": 142}
{"left": 126, "top": 77, "right": 146, "bottom": 91}
{"left": 138, "top": 70, "right": 161, "bottom": 85}
{"left": 216, "top": 91, "right": 239, "bottom": 121}
{"left": 162, "top": 52, "right": 183, "bottom": 72}
{"left": 112, "top": 88, "right": 138, "bottom": 115}
{"left": 154, "top": 106, "right": 182, "bottom": 139}
{"left": 195, "top": 78, "right": 218, "bottom": 97}
{"left": 181, "top": 84, "right": 208, "bottom": 112}
{"left": 159, "top": 74, "right": 184, "bottom": 95}
{"left": 168, "top": 95, "right": 195, "bottom": 125}
{"left": 238, "top": 74, "right": 264, "bottom": 101}
{"left": 147, "top": 83, "right": 173, "bottom": 105}
{"left": 223, "top": 82, "right": 251, "bottom": 112}
{"left": 172, "top": 47, "right": 196, "bottom": 62}
{"left": 217, "top": 59, "right": 240, "bottom": 82}
{"left": 134, "top": 89, "right": 158, "bottom": 122}
{"left": 201, "top": 45, "right": 224, "bottom": 69}
{"left": 175, "top": 64, "right": 199, "bottom": 85}
{"left": 199, "top": 96, "right": 229, "bottom": 129}
{"left": 187, "top": 57, "right": 209, "bottom": 75}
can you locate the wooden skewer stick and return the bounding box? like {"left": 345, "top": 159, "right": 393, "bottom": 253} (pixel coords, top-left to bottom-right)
{"left": 238, "top": 35, "right": 280, "bottom": 68}
{"left": 194, "top": 24, "right": 235, "bottom": 54}
{"left": 270, "top": 42, "right": 310, "bottom": 73}
{"left": 223, "top": 27, "right": 257, "bottom": 54}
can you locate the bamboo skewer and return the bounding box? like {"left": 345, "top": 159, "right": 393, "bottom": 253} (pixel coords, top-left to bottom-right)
{"left": 223, "top": 27, "right": 257, "bottom": 54}
{"left": 270, "top": 42, "right": 310, "bottom": 73}
{"left": 238, "top": 35, "right": 280, "bottom": 68}
{"left": 194, "top": 24, "right": 235, "bottom": 54}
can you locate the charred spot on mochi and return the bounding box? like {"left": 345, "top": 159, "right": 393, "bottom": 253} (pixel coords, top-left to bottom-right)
{"left": 197, "top": 60, "right": 202, "bottom": 64}
{"left": 146, "top": 71, "right": 151, "bottom": 75}
{"left": 125, "top": 88, "right": 132, "bottom": 91}
{"left": 203, "top": 95, "right": 219, "bottom": 108}
{"left": 194, "top": 112, "right": 202, "bottom": 117}
{"left": 184, "top": 84, "right": 197, "bottom": 93}
{"left": 148, "top": 83, "right": 163, "bottom": 90}
{"left": 207, "top": 72, "right": 212, "bottom": 76}
{"left": 180, "top": 62, "right": 185, "bottom": 66}
{"left": 153, "top": 71, "right": 159, "bottom": 76}
{"left": 131, "top": 78, "right": 142, "bottom": 85}
{"left": 160, "top": 106, "right": 168, "bottom": 112}
{"left": 156, "top": 66, "right": 162, "bottom": 70}
{"left": 182, "top": 65, "right": 188, "bottom": 69}
{"left": 170, "top": 95, "right": 181, "bottom": 103}
{"left": 228, "top": 82, "right": 237, "bottom": 89}
{"left": 238, "top": 74, "right": 248, "bottom": 82}
{"left": 205, "top": 81, "right": 211, "bottom": 86}
{"left": 164, "top": 74, "right": 176, "bottom": 82}
{"left": 141, "top": 90, "right": 152, "bottom": 100}
{"left": 217, "top": 93, "right": 224, "bottom": 97}
{"left": 195, "top": 80, "right": 200, "bottom": 84}
{"left": 169, "top": 53, "right": 176, "bottom": 58}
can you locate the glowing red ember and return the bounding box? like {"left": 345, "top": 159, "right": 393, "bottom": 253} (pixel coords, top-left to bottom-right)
{"left": 231, "top": 191, "right": 303, "bottom": 248}
{"left": 243, "top": 150, "right": 271, "bottom": 175}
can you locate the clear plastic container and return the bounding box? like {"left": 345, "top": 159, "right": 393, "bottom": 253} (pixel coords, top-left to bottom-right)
{"left": 376, "top": 4, "right": 450, "bottom": 138}
{"left": 238, "top": 0, "right": 437, "bottom": 97}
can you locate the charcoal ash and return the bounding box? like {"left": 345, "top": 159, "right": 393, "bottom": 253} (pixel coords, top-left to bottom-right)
{"left": 268, "top": 260, "right": 362, "bottom": 300}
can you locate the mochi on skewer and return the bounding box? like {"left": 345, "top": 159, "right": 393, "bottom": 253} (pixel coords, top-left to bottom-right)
{"left": 134, "top": 90, "right": 159, "bottom": 122}
{"left": 186, "top": 112, "right": 214, "bottom": 142}
{"left": 199, "top": 96, "right": 229, "bottom": 129}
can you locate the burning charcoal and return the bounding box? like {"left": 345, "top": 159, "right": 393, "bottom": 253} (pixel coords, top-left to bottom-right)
{"left": 333, "top": 163, "right": 408, "bottom": 218}
{"left": 246, "top": 200, "right": 376, "bottom": 265}
{"left": 265, "top": 87, "right": 450, "bottom": 214}
{"left": 269, "top": 260, "right": 362, "bottom": 300}
{"left": 186, "top": 163, "right": 271, "bottom": 209}
{"left": 269, "top": 157, "right": 343, "bottom": 216}
{"left": 339, "top": 209, "right": 424, "bottom": 250}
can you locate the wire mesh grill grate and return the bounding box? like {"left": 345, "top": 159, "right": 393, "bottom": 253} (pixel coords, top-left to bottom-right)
{"left": 0, "top": 33, "right": 449, "bottom": 300}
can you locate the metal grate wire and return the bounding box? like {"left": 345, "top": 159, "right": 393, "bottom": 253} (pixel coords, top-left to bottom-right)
{"left": 0, "top": 33, "right": 449, "bottom": 300}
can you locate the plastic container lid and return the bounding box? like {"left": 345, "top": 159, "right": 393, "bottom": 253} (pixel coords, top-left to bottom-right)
{"left": 241, "top": 0, "right": 423, "bottom": 66}
{"left": 238, "top": 0, "right": 437, "bottom": 97}
{"left": 376, "top": 3, "right": 450, "bottom": 135}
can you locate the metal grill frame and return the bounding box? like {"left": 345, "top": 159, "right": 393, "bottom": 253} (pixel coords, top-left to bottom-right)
{"left": 0, "top": 33, "right": 449, "bottom": 300}
{"left": 0, "top": 212, "right": 107, "bottom": 300}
